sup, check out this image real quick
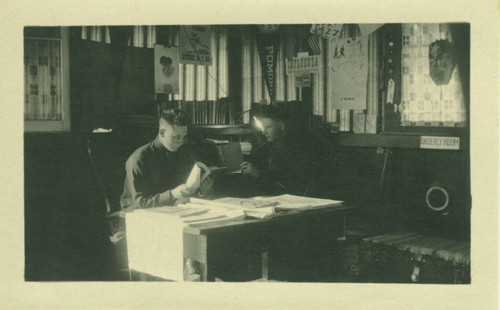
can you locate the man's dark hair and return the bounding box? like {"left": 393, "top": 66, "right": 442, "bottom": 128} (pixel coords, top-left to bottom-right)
{"left": 253, "top": 104, "right": 287, "bottom": 122}
{"left": 160, "top": 109, "right": 190, "bottom": 127}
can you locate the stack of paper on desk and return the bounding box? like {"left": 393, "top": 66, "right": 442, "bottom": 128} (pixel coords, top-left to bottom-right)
{"left": 190, "top": 197, "right": 279, "bottom": 209}
{"left": 190, "top": 194, "right": 344, "bottom": 219}
{"left": 133, "top": 204, "right": 246, "bottom": 226}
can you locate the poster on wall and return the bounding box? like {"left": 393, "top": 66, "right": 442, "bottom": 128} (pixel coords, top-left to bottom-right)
{"left": 329, "top": 36, "right": 369, "bottom": 110}
{"left": 179, "top": 25, "right": 212, "bottom": 65}
{"left": 154, "top": 45, "right": 179, "bottom": 94}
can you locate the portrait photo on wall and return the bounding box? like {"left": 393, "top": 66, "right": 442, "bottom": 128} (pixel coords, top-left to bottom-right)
{"left": 154, "top": 45, "right": 180, "bottom": 94}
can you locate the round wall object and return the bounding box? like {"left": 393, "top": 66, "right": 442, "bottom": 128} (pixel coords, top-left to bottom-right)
{"left": 425, "top": 185, "right": 450, "bottom": 211}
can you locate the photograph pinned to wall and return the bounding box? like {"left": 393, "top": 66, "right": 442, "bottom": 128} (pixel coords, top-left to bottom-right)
{"left": 329, "top": 36, "right": 369, "bottom": 110}
{"left": 154, "top": 45, "right": 180, "bottom": 94}
{"left": 179, "top": 25, "right": 212, "bottom": 65}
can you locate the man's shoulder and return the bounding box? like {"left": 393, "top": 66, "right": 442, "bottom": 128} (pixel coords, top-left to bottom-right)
{"left": 126, "top": 141, "right": 156, "bottom": 165}
{"left": 247, "top": 142, "right": 270, "bottom": 159}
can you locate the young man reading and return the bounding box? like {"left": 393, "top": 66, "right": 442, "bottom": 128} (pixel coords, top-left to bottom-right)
{"left": 120, "top": 109, "right": 213, "bottom": 209}
{"left": 240, "top": 105, "right": 317, "bottom": 197}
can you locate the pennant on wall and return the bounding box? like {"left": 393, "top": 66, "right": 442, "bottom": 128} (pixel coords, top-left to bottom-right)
{"left": 358, "top": 24, "right": 384, "bottom": 37}
{"left": 255, "top": 25, "right": 280, "bottom": 105}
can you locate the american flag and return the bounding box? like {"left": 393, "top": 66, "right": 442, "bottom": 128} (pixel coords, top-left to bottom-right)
{"left": 307, "top": 33, "right": 321, "bottom": 55}
{"left": 286, "top": 25, "right": 321, "bottom": 59}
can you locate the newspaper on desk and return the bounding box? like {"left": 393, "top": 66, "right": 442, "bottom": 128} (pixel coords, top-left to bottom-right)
{"left": 191, "top": 194, "right": 344, "bottom": 219}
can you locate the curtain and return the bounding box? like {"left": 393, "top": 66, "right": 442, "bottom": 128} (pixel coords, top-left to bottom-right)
{"left": 24, "top": 38, "right": 62, "bottom": 120}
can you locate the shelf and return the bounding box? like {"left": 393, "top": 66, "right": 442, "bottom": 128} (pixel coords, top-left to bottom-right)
{"left": 333, "top": 133, "right": 468, "bottom": 150}
{"left": 118, "top": 115, "right": 255, "bottom": 136}
{"left": 189, "top": 125, "right": 255, "bottom": 136}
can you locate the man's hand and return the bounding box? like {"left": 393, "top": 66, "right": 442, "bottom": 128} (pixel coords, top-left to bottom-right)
{"left": 171, "top": 184, "right": 191, "bottom": 199}
{"left": 199, "top": 176, "right": 214, "bottom": 197}
{"left": 240, "top": 161, "right": 259, "bottom": 178}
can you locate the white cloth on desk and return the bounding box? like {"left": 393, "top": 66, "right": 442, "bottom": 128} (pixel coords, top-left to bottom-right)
{"left": 126, "top": 210, "right": 186, "bottom": 281}
{"left": 126, "top": 204, "right": 245, "bottom": 281}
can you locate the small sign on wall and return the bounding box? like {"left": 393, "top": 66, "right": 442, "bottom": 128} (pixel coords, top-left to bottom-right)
{"left": 295, "top": 72, "right": 311, "bottom": 87}
{"left": 420, "top": 136, "right": 460, "bottom": 150}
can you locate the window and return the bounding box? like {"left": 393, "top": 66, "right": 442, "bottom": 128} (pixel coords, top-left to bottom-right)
{"left": 382, "top": 23, "right": 469, "bottom": 134}
{"left": 24, "top": 27, "right": 70, "bottom": 132}
{"left": 400, "top": 23, "right": 466, "bottom": 127}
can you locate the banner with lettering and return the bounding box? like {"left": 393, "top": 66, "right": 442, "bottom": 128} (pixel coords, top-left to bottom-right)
{"left": 255, "top": 25, "right": 280, "bottom": 105}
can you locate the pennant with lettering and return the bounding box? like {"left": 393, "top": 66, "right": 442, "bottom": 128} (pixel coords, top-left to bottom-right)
{"left": 255, "top": 25, "right": 280, "bottom": 105}
{"left": 358, "top": 24, "right": 384, "bottom": 37}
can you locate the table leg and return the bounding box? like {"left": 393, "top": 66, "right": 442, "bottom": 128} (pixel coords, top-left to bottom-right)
{"left": 261, "top": 252, "right": 268, "bottom": 281}
{"left": 184, "top": 233, "right": 212, "bottom": 281}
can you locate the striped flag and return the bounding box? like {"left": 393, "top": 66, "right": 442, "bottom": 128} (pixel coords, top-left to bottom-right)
{"left": 285, "top": 25, "right": 321, "bottom": 59}
{"left": 286, "top": 27, "right": 297, "bottom": 59}
{"left": 307, "top": 33, "right": 321, "bottom": 55}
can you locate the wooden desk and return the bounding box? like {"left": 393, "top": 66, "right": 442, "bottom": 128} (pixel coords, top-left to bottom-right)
{"left": 182, "top": 205, "right": 352, "bottom": 282}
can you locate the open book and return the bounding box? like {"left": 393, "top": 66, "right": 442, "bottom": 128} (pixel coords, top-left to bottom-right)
{"left": 185, "top": 161, "right": 226, "bottom": 191}
{"left": 215, "top": 143, "right": 244, "bottom": 173}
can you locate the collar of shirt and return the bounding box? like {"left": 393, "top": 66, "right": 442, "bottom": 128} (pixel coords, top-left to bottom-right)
{"left": 152, "top": 136, "right": 172, "bottom": 155}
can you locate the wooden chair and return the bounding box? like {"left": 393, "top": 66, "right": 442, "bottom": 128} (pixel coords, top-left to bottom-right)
{"left": 86, "top": 126, "right": 156, "bottom": 280}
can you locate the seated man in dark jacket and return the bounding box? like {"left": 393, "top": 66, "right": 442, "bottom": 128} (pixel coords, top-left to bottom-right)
{"left": 120, "top": 109, "right": 212, "bottom": 209}
{"left": 239, "top": 105, "right": 332, "bottom": 281}
{"left": 240, "top": 105, "right": 319, "bottom": 197}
